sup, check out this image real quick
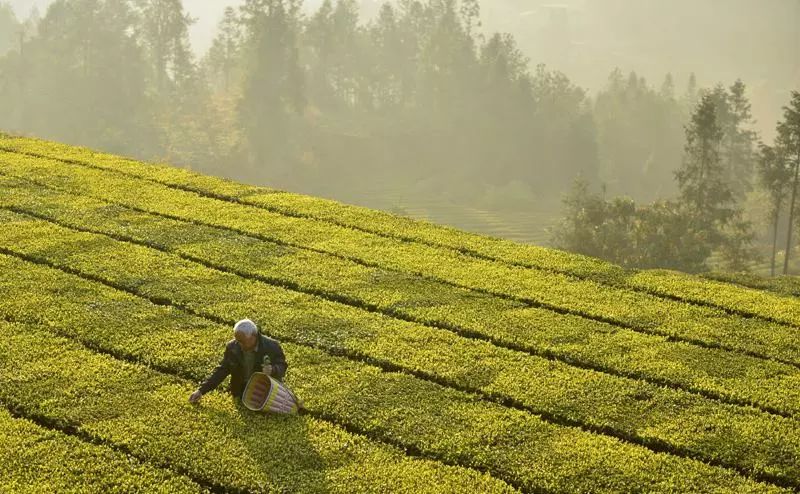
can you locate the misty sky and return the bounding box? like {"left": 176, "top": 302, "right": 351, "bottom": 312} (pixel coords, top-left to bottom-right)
{"left": 6, "top": 0, "right": 800, "bottom": 138}
{"left": 8, "top": 0, "right": 368, "bottom": 55}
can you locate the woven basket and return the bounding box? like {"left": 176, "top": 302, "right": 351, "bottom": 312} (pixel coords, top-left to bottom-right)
{"left": 242, "top": 372, "right": 303, "bottom": 414}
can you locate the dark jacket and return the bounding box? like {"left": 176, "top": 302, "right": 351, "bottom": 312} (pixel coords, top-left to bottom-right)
{"left": 198, "top": 333, "right": 288, "bottom": 398}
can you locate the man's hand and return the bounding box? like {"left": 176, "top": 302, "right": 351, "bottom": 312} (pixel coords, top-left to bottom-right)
{"left": 262, "top": 364, "right": 273, "bottom": 376}
{"left": 189, "top": 389, "right": 203, "bottom": 404}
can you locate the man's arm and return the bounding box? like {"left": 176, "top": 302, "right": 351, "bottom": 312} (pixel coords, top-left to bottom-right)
{"left": 268, "top": 340, "right": 288, "bottom": 380}
{"left": 198, "top": 345, "right": 234, "bottom": 395}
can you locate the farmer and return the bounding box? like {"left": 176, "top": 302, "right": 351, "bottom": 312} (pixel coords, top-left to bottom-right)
{"left": 189, "top": 319, "right": 288, "bottom": 404}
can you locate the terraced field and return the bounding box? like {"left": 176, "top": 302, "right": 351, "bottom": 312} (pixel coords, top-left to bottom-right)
{"left": 1, "top": 133, "right": 798, "bottom": 493}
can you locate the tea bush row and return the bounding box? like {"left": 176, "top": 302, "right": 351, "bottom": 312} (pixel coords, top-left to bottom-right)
{"left": 0, "top": 319, "right": 519, "bottom": 494}
{"left": 0, "top": 151, "right": 797, "bottom": 370}
{"left": 1, "top": 215, "right": 798, "bottom": 487}
{"left": 1, "top": 176, "right": 798, "bottom": 419}
{"left": 2, "top": 136, "right": 797, "bottom": 327}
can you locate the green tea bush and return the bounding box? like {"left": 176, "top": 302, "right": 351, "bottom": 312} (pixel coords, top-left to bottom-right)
{"left": 1, "top": 176, "right": 798, "bottom": 420}
{"left": 0, "top": 214, "right": 798, "bottom": 488}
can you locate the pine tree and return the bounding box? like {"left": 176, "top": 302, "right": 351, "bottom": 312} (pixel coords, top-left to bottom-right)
{"left": 305, "top": 0, "right": 336, "bottom": 105}
{"left": 682, "top": 72, "right": 698, "bottom": 111}
{"left": 238, "top": 0, "right": 305, "bottom": 172}
{"left": 303, "top": 0, "right": 365, "bottom": 110}
{"left": 205, "top": 6, "right": 243, "bottom": 93}
{"left": 0, "top": 2, "right": 19, "bottom": 56}
{"left": 13, "top": 0, "right": 153, "bottom": 154}
{"left": 374, "top": 0, "right": 422, "bottom": 110}
{"left": 675, "top": 92, "right": 735, "bottom": 245}
{"left": 593, "top": 69, "right": 683, "bottom": 200}
{"left": 458, "top": 0, "right": 481, "bottom": 39}
{"left": 777, "top": 91, "right": 800, "bottom": 274}
{"left": 134, "top": 0, "right": 196, "bottom": 98}
{"left": 677, "top": 91, "right": 759, "bottom": 271}
{"left": 418, "top": 0, "right": 476, "bottom": 122}
{"left": 757, "top": 144, "right": 792, "bottom": 276}
{"left": 722, "top": 80, "right": 758, "bottom": 201}
{"left": 368, "top": 2, "right": 403, "bottom": 110}
{"left": 331, "top": 0, "right": 361, "bottom": 107}
{"left": 0, "top": 3, "right": 21, "bottom": 130}
{"left": 472, "top": 32, "right": 534, "bottom": 183}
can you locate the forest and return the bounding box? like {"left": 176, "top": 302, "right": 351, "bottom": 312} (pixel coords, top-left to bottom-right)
{"left": 0, "top": 0, "right": 798, "bottom": 275}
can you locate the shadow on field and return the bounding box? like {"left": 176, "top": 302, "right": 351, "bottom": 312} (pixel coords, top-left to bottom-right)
{"left": 224, "top": 395, "right": 332, "bottom": 493}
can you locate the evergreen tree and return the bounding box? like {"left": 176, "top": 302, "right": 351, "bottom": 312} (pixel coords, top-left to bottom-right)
{"left": 204, "top": 6, "right": 243, "bottom": 92}
{"left": 530, "top": 64, "right": 598, "bottom": 195}
{"left": 593, "top": 69, "right": 684, "bottom": 200}
{"left": 706, "top": 80, "right": 758, "bottom": 201}
{"left": 367, "top": 2, "right": 405, "bottom": 110}
{"left": 305, "top": 0, "right": 362, "bottom": 109}
{"left": 305, "top": 0, "right": 336, "bottom": 105}
{"left": 238, "top": 0, "right": 305, "bottom": 173}
{"left": 725, "top": 80, "right": 758, "bottom": 198}
{"left": 134, "top": 0, "right": 196, "bottom": 98}
{"left": 677, "top": 92, "right": 758, "bottom": 270}
{"left": 7, "top": 0, "right": 153, "bottom": 155}
{"left": 330, "top": 0, "right": 362, "bottom": 107}
{"left": 682, "top": 72, "right": 698, "bottom": 110}
{"left": 717, "top": 213, "right": 760, "bottom": 272}
{"left": 378, "top": 0, "right": 424, "bottom": 109}
{"left": 777, "top": 91, "right": 800, "bottom": 274}
{"left": 472, "top": 32, "right": 534, "bottom": 183}
{"left": 135, "top": 0, "right": 225, "bottom": 169}
{"left": 198, "top": 6, "right": 247, "bottom": 173}
{"left": 675, "top": 93, "right": 734, "bottom": 238}
{"left": 756, "top": 144, "right": 792, "bottom": 275}
{"left": 417, "top": 0, "right": 476, "bottom": 125}
{"left": 0, "top": 3, "right": 20, "bottom": 130}
{"left": 0, "top": 2, "right": 19, "bottom": 56}
{"left": 458, "top": 0, "right": 480, "bottom": 38}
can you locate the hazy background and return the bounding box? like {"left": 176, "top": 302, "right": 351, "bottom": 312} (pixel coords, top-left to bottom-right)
{"left": 9, "top": 0, "right": 797, "bottom": 140}
{"left": 1, "top": 0, "right": 798, "bottom": 274}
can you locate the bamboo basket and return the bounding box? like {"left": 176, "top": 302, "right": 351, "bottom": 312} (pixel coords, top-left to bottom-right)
{"left": 242, "top": 372, "right": 303, "bottom": 414}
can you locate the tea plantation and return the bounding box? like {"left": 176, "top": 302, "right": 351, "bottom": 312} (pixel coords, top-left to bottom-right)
{"left": 0, "top": 134, "right": 798, "bottom": 493}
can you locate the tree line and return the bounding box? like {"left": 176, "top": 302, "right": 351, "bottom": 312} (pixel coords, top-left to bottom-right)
{"left": 0, "top": 0, "right": 797, "bottom": 275}
{"left": 552, "top": 88, "right": 800, "bottom": 275}
{"left": 0, "top": 0, "right": 702, "bottom": 201}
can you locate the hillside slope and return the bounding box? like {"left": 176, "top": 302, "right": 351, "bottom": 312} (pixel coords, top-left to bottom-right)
{"left": 0, "top": 134, "right": 798, "bottom": 493}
